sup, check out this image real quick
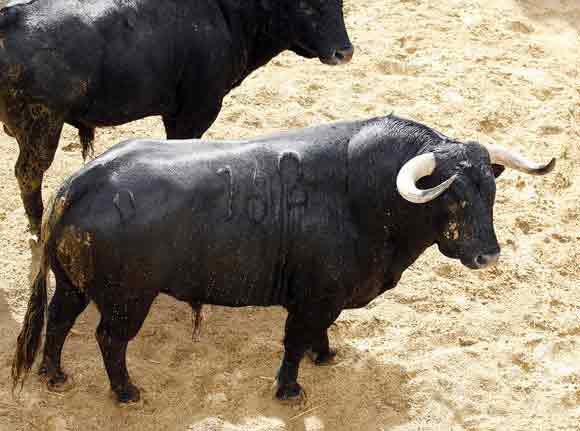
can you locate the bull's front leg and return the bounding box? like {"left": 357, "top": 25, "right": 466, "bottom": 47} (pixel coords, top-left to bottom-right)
{"left": 162, "top": 101, "right": 222, "bottom": 140}
{"left": 276, "top": 308, "right": 340, "bottom": 401}
{"left": 276, "top": 313, "right": 307, "bottom": 401}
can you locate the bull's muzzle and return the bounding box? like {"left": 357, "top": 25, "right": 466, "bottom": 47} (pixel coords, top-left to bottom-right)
{"left": 320, "top": 45, "right": 354, "bottom": 65}
{"left": 472, "top": 251, "right": 500, "bottom": 269}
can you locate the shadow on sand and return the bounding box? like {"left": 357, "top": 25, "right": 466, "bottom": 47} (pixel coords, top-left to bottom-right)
{"left": 0, "top": 263, "right": 20, "bottom": 429}
{"left": 4, "top": 241, "right": 414, "bottom": 430}
{"left": 516, "top": 0, "right": 580, "bottom": 32}
{"left": 138, "top": 304, "right": 415, "bottom": 431}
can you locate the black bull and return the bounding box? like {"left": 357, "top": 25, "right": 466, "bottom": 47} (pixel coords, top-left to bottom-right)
{"left": 0, "top": 0, "right": 353, "bottom": 233}
{"left": 12, "top": 115, "right": 554, "bottom": 403}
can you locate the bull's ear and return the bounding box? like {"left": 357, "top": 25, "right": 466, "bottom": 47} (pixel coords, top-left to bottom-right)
{"left": 492, "top": 164, "right": 505, "bottom": 178}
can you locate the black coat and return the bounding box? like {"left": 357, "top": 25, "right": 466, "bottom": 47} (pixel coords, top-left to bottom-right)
{"left": 0, "top": 0, "right": 352, "bottom": 133}
{"left": 16, "top": 115, "right": 548, "bottom": 403}
{"left": 49, "top": 116, "right": 482, "bottom": 311}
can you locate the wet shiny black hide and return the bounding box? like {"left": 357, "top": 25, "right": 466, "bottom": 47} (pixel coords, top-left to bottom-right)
{"left": 20, "top": 115, "right": 529, "bottom": 402}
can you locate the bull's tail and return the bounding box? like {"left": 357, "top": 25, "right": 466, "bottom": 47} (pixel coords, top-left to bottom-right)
{"left": 191, "top": 303, "right": 205, "bottom": 342}
{"left": 78, "top": 125, "right": 95, "bottom": 160}
{"left": 11, "top": 190, "right": 66, "bottom": 392}
{"left": 11, "top": 248, "right": 49, "bottom": 392}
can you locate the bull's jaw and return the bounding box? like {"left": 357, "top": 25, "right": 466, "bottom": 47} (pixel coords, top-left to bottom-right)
{"left": 437, "top": 243, "right": 501, "bottom": 270}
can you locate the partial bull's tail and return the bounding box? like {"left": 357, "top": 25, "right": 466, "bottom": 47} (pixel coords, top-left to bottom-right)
{"left": 11, "top": 190, "right": 65, "bottom": 392}
{"left": 11, "top": 250, "right": 49, "bottom": 392}
{"left": 78, "top": 125, "right": 95, "bottom": 160}
{"left": 192, "top": 303, "right": 205, "bottom": 342}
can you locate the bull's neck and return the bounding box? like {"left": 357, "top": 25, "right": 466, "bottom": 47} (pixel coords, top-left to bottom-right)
{"left": 348, "top": 130, "right": 441, "bottom": 252}
{"left": 217, "top": 0, "right": 290, "bottom": 84}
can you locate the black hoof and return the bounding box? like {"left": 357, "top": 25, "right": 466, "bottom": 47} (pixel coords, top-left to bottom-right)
{"left": 275, "top": 382, "right": 304, "bottom": 401}
{"left": 306, "top": 349, "right": 337, "bottom": 366}
{"left": 38, "top": 363, "right": 49, "bottom": 376}
{"left": 40, "top": 366, "right": 73, "bottom": 392}
{"left": 48, "top": 372, "right": 72, "bottom": 391}
{"left": 114, "top": 383, "right": 141, "bottom": 403}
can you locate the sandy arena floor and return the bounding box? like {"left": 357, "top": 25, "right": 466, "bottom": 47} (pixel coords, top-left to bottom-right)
{"left": 1, "top": 0, "right": 579, "bottom": 430}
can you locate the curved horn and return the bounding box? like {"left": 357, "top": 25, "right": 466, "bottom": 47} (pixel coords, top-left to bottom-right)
{"left": 486, "top": 144, "right": 556, "bottom": 175}
{"left": 396, "top": 153, "right": 457, "bottom": 204}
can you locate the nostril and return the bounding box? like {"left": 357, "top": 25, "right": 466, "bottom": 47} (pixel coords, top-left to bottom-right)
{"left": 335, "top": 46, "right": 354, "bottom": 62}
{"left": 475, "top": 255, "right": 486, "bottom": 267}
{"left": 475, "top": 252, "right": 500, "bottom": 268}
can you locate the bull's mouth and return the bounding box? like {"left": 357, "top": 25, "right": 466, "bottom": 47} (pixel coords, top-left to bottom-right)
{"left": 319, "top": 47, "right": 355, "bottom": 65}
{"left": 438, "top": 242, "right": 500, "bottom": 270}
{"left": 290, "top": 44, "right": 354, "bottom": 65}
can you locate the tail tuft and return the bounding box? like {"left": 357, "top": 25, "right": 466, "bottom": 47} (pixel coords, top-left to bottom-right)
{"left": 11, "top": 259, "right": 48, "bottom": 392}
{"left": 78, "top": 126, "right": 95, "bottom": 161}
{"left": 191, "top": 303, "right": 204, "bottom": 342}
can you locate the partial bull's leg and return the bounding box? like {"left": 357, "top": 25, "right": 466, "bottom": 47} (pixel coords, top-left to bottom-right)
{"left": 96, "top": 323, "right": 135, "bottom": 402}
{"left": 276, "top": 308, "right": 341, "bottom": 400}
{"left": 39, "top": 268, "right": 90, "bottom": 390}
{"left": 276, "top": 313, "right": 307, "bottom": 400}
{"left": 95, "top": 294, "right": 156, "bottom": 403}
{"left": 162, "top": 103, "right": 222, "bottom": 140}
{"left": 11, "top": 109, "right": 64, "bottom": 234}
{"left": 308, "top": 327, "right": 337, "bottom": 365}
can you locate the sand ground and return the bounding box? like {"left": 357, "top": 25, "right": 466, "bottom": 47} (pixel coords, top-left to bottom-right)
{"left": 1, "top": 0, "right": 579, "bottom": 430}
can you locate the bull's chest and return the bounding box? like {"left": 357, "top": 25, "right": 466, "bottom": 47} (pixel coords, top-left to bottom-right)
{"left": 344, "top": 248, "right": 398, "bottom": 309}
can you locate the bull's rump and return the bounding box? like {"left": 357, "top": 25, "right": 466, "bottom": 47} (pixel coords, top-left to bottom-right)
{"left": 0, "top": 0, "right": 179, "bottom": 120}
{"left": 52, "top": 136, "right": 350, "bottom": 307}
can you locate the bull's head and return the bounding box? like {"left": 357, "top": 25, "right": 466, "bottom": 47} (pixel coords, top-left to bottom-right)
{"left": 396, "top": 143, "right": 555, "bottom": 269}
{"left": 270, "top": 0, "right": 354, "bottom": 65}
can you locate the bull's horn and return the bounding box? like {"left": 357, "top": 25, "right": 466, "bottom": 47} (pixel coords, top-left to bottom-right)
{"left": 486, "top": 144, "right": 556, "bottom": 175}
{"left": 396, "top": 153, "right": 457, "bottom": 204}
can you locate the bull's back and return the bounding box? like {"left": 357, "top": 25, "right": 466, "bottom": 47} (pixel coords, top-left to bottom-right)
{"left": 0, "top": 0, "right": 179, "bottom": 118}
{"left": 50, "top": 132, "right": 352, "bottom": 307}
{"left": 49, "top": 140, "right": 285, "bottom": 305}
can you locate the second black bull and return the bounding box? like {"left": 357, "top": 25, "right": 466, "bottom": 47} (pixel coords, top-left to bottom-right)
{"left": 0, "top": 0, "right": 353, "bottom": 233}
{"left": 12, "top": 115, "right": 554, "bottom": 403}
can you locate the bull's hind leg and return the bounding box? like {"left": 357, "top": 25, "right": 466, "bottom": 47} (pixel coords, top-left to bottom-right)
{"left": 10, "top": 105, "right": 64, "bottom": 233}
{"left": 276, "top": 307, "right": 341, "bottom": 401}
{"left": 95, "top": 294, "right": 156, "bottom": 403}
{"left": 307, "top": 327, "right": 338, "bottom": 366}
{"left": 39, "top": 268, "right": 90, "bottom": 390}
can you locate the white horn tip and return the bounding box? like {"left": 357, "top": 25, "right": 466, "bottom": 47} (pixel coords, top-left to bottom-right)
{"left": 532, "top": 157, "right": 556, "bottom": 175}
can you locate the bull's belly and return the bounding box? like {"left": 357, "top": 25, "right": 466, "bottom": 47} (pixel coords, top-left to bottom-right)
{"left": 86, "top": 225, "right": 285, "bottom": 308}
{"left": 169, "top": 255, "right": 282, "bottom": 308}
{"left": 76, "top": 104, "right": 171, "bottom": 127}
